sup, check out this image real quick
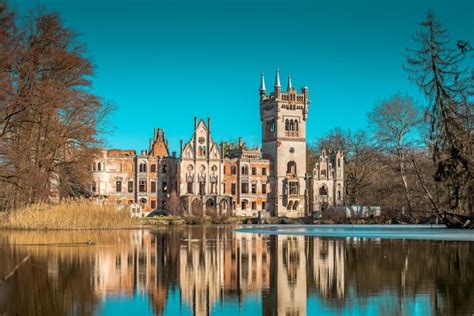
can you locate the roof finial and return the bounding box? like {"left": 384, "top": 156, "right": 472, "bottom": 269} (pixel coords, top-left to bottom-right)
{"left": 274, "top": 68, "right": 281, "bottom": 87}
{"left": 259, "top": 72, "right": 266, "bottom": 92}
{"left": 287, "top": 74, "right": 293, "bottom": 90}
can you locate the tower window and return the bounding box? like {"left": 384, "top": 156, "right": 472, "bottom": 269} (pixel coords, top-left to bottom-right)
{"left": 288, "top": 181, "right": 299, "bottom": 196}
{"left": 287, "top": 161, "right": 297, "bottom": 176}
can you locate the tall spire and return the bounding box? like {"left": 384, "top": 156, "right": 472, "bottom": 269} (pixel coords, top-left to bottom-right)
{"left": 274, "top": 68, "right": 281, "bottom": 87}
{"left": 287, "top": 74, "right": 293, "bottom": 90}
{"left": 259, "top": 72, "right": 266, "bottom": 92}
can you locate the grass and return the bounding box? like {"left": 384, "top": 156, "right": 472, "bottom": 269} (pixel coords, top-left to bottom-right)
{"left": 1, "top": 199, "right": 139, "bottom": 230}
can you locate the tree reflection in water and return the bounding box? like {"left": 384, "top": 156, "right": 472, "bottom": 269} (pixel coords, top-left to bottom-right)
{"left": 0, "top": 228, "right": 472, "bottom": 315}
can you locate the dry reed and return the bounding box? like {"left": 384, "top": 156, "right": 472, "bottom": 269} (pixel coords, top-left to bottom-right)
{"left": 1, "top": 199, "right": 139, "bottom": 230}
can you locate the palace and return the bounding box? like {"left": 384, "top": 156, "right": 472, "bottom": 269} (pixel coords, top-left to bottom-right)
{"left": 91, "top": 70, "right": 344, "bottom": 217}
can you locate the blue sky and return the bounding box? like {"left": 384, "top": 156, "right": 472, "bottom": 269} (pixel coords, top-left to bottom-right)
{"left": 8, "top": 0, "right": 474, "bottom": 153}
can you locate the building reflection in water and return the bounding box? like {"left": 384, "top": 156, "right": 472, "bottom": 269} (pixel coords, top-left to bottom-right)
{"left": 1, "top": 229, "right": 473, "bottom": 315}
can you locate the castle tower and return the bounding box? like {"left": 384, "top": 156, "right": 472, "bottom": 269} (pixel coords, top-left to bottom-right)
{"left": 260, "top": 70, "right": 309, "bottom": 217}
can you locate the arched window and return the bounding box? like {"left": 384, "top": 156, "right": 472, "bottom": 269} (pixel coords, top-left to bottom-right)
{"left": 294, "top": 120, "right": 299, "bottom": 131}
{"left": 289, "top": 120, "right": 294, "bottom": 131}
{"left": 139, "top": 162, "right": 147, "bottom": 172}
{"left": 293, "top": 201, "right": 299, "bottom": 210}
{"left": 241, "top": 165, "right": 248, "bottom": 175}
{"left": 287, "top": 201, "right": 293, "bottom": 210}
{"left": 287, "top": 161, "right": 297, "bottom": 176}
{"left": 319, "top": 186, "right": 328, "bottom": 196}
{"left": 91, "top": 181, "right": 96, "bottom": 193}
{"left": 97, "top": 162, "right": 102, "bottom": 171}
{"left": 285, "top": 119, "right": 289, "bottom": 131}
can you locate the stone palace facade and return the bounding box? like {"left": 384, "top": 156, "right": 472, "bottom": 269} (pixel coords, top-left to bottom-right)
{"left": 91, "top": 70, "right": 344, "bottom": 217}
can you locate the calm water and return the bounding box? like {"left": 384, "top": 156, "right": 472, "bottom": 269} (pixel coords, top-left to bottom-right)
{"left": 0, "top": 226, "right": 473, "bottom": 316}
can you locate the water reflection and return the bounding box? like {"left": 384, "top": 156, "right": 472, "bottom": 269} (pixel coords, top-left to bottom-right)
{"left": 0, "top": 227, "right": 473, "bottom": 315}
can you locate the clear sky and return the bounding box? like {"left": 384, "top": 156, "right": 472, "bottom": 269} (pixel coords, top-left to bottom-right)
{"left": 8, "top": 0, "right": 474, "bottom": 153}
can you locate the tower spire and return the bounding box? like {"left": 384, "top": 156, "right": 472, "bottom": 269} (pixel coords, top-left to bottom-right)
{"left": 287, "top": 74, "right": 293, "bottom": 90}
{"left": 274, "top": 68, "right": 281, "bottom": 88}
{"left": 259, "top": 72, "right": 266, "bottom": 92}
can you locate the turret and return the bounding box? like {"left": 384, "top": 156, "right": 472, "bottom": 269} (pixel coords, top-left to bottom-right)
{"left": 274, "top": 68, "right": 281, "bottom": 96}
{"left": 259, "top": 72, "right": 266, "bottom": 98}
{"left": 287, "top": 74, "right": 293, "bottom": 91}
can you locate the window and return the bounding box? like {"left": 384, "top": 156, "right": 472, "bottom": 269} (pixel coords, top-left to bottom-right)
{"left": 139, "top": 163, "right": 147, "bottom": 173}
{"left": 262, "top": 183, "right": 267, "bottom": 194}
{"left": 150, "top": 164, "right": 156, "bottom": 172}
{"left": 287, "top": 161, "right": 297, "bottom": 176}
{"left": 210, "top": 182, "right": 217, "bottom": 194}
{"left": 187, "top": 182, "right": 193, "bottom": 194}
{"left": 251, "top": 167, "right": 257, "bottom": 175}
{"left": 231, "top": 166, "right": 237, "bottom": 175}
{"left": 262, "top": 202, "right": 266, "bottom": 210}
{"left": 97, "top": 162, "right": 103, "bottom": 171}
{"left": 231, "top": 183, "right": 236, "bottom": 195}
{"left": 139, "top": 180, "right": 147, "bottom": 192}
{"left": 241, "top": 165, "right": 248, "bottom": 175}
{"left": 262, "top": 168, "right": 267, "bottom": 176}
{"left": 252, "top": 202, "right": 257, "bottom": 210}
{"left": 116, "top": 180, "right": 122, "bottom": 192}
{"left": 199, "top": 181, "right": 206, "bottom": 195}
{"left": 91, "top": 181, "right": 96, "bottom": 193}
{"left": 151, "top": 200, "right": 156, "bottom": 209}
{"left": 241, "top": 183, "right": 249, "bottom": 194}
{"left": 251, "top": 183, "right": 257, "bottom": 194}
{"left": 288, "top": 181, "right": 299, "bottom": 196}
{"left": 151, "top": 181, "right": 156, "bottom": 192}
{"left": 128, "top": 181, "right": 133, "bottom": 193}
{"left": 223, "top": 183, "right": 226, "bottom": 193}
{"left": 338, "top": 158, "right": 341, "bottom": 167}
{"left": 242, "top": 200, "right": 248, "bottom": 210}
{"left": 92, "top": 164, "right": 96, "bottom": 171}
{"left": 161, "top": 164, "right": 168, "bottom": 173}
{"left": 319, "top": 186, "right": 328, "bottom": 195}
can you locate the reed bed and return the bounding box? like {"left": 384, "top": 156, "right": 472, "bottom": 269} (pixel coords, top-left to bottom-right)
{"left": 1, "top": 200, "right": 138, "bottom": 230}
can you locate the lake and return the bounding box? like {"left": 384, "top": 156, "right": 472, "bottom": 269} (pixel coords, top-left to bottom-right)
{"left": 0, "top": 225, "right": 473, "bottom": 315}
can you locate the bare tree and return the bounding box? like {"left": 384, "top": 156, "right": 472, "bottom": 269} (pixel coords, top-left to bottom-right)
{"left": 0, "top": 5, "right": 113, "bottom": 210}
{"left": 406, "top": 12, "right": 473, "bottom": 216}
{"left": 167, "top": 192, "right": 184, "bottom": 216}
{"left": 368, "top": 95, "right": 420, "bottom": 214}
